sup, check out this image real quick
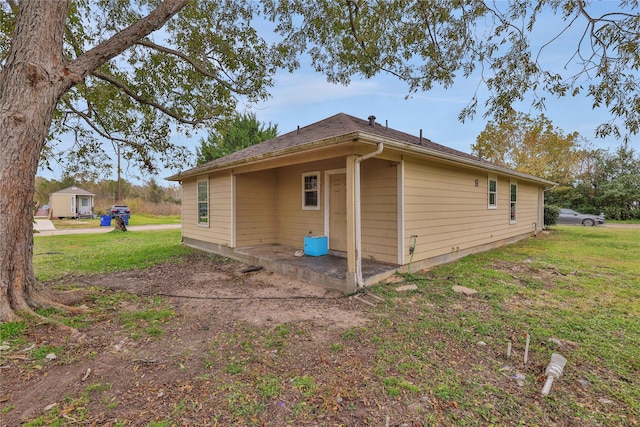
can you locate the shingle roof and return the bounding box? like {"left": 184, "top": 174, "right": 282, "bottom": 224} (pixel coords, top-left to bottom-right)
{"left": 169, "top": 113, "right": 554, "bottom": 185}
{"left": 51, "top": 186, "right": 95, "bottom": 196}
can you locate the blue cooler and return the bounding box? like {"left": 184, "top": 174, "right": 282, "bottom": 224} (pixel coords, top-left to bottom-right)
{"left": 304, "top": 235, "right": 328, "bottom": 256}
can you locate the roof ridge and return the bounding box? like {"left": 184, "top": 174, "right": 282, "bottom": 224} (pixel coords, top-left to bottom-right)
{"left": 168, "top": 113, "right": 553, "bottom": 186}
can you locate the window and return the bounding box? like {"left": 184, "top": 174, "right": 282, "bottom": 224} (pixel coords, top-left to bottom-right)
{"left": 81, "top": 198, "right": 89, "bottom": 207}
{"left": 510, "top": 181, "right": 517, "bottom": 223}
{"left": 488, "top": 176, "right": 497, "bottom": 209}
{"left": 302, "top": 172, "right": 320, "bottom": 210}
{"left": 197, "top": 178, "right": 209, "bottom": 225}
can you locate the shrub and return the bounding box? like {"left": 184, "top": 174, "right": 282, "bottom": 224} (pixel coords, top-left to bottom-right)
{"left": 544, "top": 205, "right": 559, "bottom": 226}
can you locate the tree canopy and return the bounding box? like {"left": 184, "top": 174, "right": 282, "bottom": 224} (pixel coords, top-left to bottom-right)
{"left": 471, "top": 112, "right": 584, "bottom": 185}
{"left": 0, "top": 0, "right": 295, "bottom": 178}
{"left": 2, "top": 1, "right": 639, "bottom": 178}
{"left": 196, "top": 112, "right": 278, "bottom": 165}
{"left": 548, "top": 143, "right": 640, "bottom": 219}
{"left": 265, "top": 0, "right": 640, "bottom": 140}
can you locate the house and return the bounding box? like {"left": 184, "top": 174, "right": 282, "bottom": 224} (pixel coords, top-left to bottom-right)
{"left": 167, "top": 113, "right": 555, "bottom": 293}
{"left": 48, "top": 186, "right": 95, "bottom": 219}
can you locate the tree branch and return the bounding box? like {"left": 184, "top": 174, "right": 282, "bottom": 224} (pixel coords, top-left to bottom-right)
{"left": 61, "top": 100, "right": 129, "bottom": 145}
{"left": 134, "top": 39, "right": 252, "bottom": 96}
{"left": 91, "top": 70, "right": 202, "bottom": 125}
{"left": 66, "top": 0, "right": 189, "bottom": 82}
{"left": 344, "top": 0, "right": 419, "bottom": 83}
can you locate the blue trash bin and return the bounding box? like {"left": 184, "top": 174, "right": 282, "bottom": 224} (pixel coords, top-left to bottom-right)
{"left": 100, "top": 215, "right": 112, "bottom": 227}
{"left": 120, "top": 214, "right": 130, "bottom": 226}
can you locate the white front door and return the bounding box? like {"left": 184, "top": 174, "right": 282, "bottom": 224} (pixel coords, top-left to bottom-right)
{"left": 79, "top": 197, "right": 91, "bottom": 215}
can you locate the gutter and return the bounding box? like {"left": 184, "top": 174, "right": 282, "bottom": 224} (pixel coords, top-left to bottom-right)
{"left": 354, "top": 142, "right": 384, "bottom": 288}
{"left": 168, "top": 129, "right": 555, "bottom": 188}
{"left": 166, "top": 133, "right": 361, "bottom": 181}
{"left": 361, "top": 133, "right": 557, "bottom": 187}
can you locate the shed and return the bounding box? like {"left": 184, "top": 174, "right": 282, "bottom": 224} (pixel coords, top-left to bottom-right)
{"left": 48, "top": 186, "right": 95, "bottom": 219}
{"left": 167, "top": 113, "right": 555, "bottom": 293}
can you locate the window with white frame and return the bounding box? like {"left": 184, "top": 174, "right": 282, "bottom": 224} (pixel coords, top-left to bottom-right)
{"left": 197, "top": 178, "right": 209, "bottom": 225}
{"left": 510, "top": 181, "right": 518, "bottom": 223}
{"left": 488, "top": 176, "right": 497, "bottom": 209}
{"left": 302, "top": 172, "right": 320, "bottom": 210}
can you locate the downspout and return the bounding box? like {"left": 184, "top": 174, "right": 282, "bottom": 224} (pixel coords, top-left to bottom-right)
{"left": 541, "top": 185, "right": 556, "bottom": 231}
{"left": 354, "top": 142, "right": 384, "bottom": 288}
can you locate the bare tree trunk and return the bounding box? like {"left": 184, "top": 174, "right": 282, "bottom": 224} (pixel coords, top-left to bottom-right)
{"left": 0, "top": 1, "right": 71, "bottom": 322}
{"left": 0, "top": 0, "right": 188, "bottom": 322}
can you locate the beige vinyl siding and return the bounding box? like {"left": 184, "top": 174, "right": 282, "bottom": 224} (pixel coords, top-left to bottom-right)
{"left": 276, "top": 163, "right": 331, "bottom": 248}
{"left": 511, "top": 181, "right": 540, "bottom": 232}
{"left": 404, "top": 159, "right": 540, "bottom": 261}
{"left": 181, "top": 179, "right": 197, "bottom": 229}
{"left": 180, "top": 151, "right": 543, "bottom": 269}
{"left": 178, "top": 158, "right": 347, "bottom": 250}
{"left": 49, "top": 193, "right": 93, "bottom": 218}
{"left": 235, "top": 170, "right": 278, "bottom": 247}
{"left": 233, "top": 157, "right": 397, "bottom": 259}
{"left": 181, "top": 173, "right": 233, "bottom": 245}
{"left": 360, "top": 159, "right": 398, "bottom": 263}
{"left": 49, "top": 195, "right": 71, "bottom": 218}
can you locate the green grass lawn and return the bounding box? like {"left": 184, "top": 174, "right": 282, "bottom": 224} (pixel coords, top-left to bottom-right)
{"left": 48, "top": 214, "right": 181, "bottom": 229}
{"left": 370, "top": 226, "right": 640, "bottom": 423}
{"left": 33, "top": 228, "right": 190, "bottom": 281}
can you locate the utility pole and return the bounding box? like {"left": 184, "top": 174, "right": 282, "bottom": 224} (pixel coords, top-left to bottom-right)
{"left": 117, "top": 144, "right": 122, "bottom": 203}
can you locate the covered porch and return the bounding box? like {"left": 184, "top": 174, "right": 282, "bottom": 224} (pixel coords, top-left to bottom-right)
{"left": 232, "top": 150, "right": 401, "bottom": 292}
{"left": 182, "top": 237, "right": 399, "bottom": 293}
{"left": 235, "top": 244, "right": 399, "bottom": 292}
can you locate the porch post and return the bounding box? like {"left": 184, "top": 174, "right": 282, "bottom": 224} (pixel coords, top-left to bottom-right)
{"left": 345, "top": 154, "right": 357, "bottom": 292}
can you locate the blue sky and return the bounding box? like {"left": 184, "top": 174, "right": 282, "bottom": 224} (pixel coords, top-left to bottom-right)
{"left": 241, "top": 2, "right": 626, "bottom": 158}
{"left": 38, "top": 3, "right": 630, "bottom": 186}
{"left": 242, "top": 65, "right": 620, "bottom": 156}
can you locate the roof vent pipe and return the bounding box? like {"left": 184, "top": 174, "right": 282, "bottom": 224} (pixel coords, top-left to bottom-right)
{"left": 419, "top": 129, "right": 423, "bottom": 145}
{"left": 368, "top": 115, "right": 376, "bottom": 127}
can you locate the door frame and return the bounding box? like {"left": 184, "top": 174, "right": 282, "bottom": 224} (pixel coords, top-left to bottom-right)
{"left": 324, "top": 168, "right": 347, "bottom": 249}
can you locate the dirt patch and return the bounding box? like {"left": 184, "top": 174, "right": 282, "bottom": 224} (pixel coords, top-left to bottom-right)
{"left": 87, "top": 257, "right": 368, "bottom": 331}
{"left": 0, "top": 254, "right": 373, "bottom": 426}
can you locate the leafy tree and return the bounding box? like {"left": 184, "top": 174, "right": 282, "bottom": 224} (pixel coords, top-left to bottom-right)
{"left": 196, "top": 112, "right": 278, "bottom": 165}
{"left": 596, "top": 175, "right": 640, "bottom": 219}
{"left": 547, "top": 143, "right": 640, "bottom": 218}
{"left": 145, "top": 177, "right": 164, "bottom": 204}
{"left": 596, "top": 143, "right": 640, "bottom": 181}
{"left": 471, "top": 113, "right": 583, "bottom": 184}
{"left": 582, "top": 144, "right": 640, "bottom": 218}
{"left": 545, "top": 185, "right": 590, "bottom": 213}
{"left": 2, "top": 0, "right": 640, "bottom": 323}
{"left": 266, "top": 1, "right": 640, "bottom": 139}
{"left": 0, "top": 0, "right": 293, "bottom": 323}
